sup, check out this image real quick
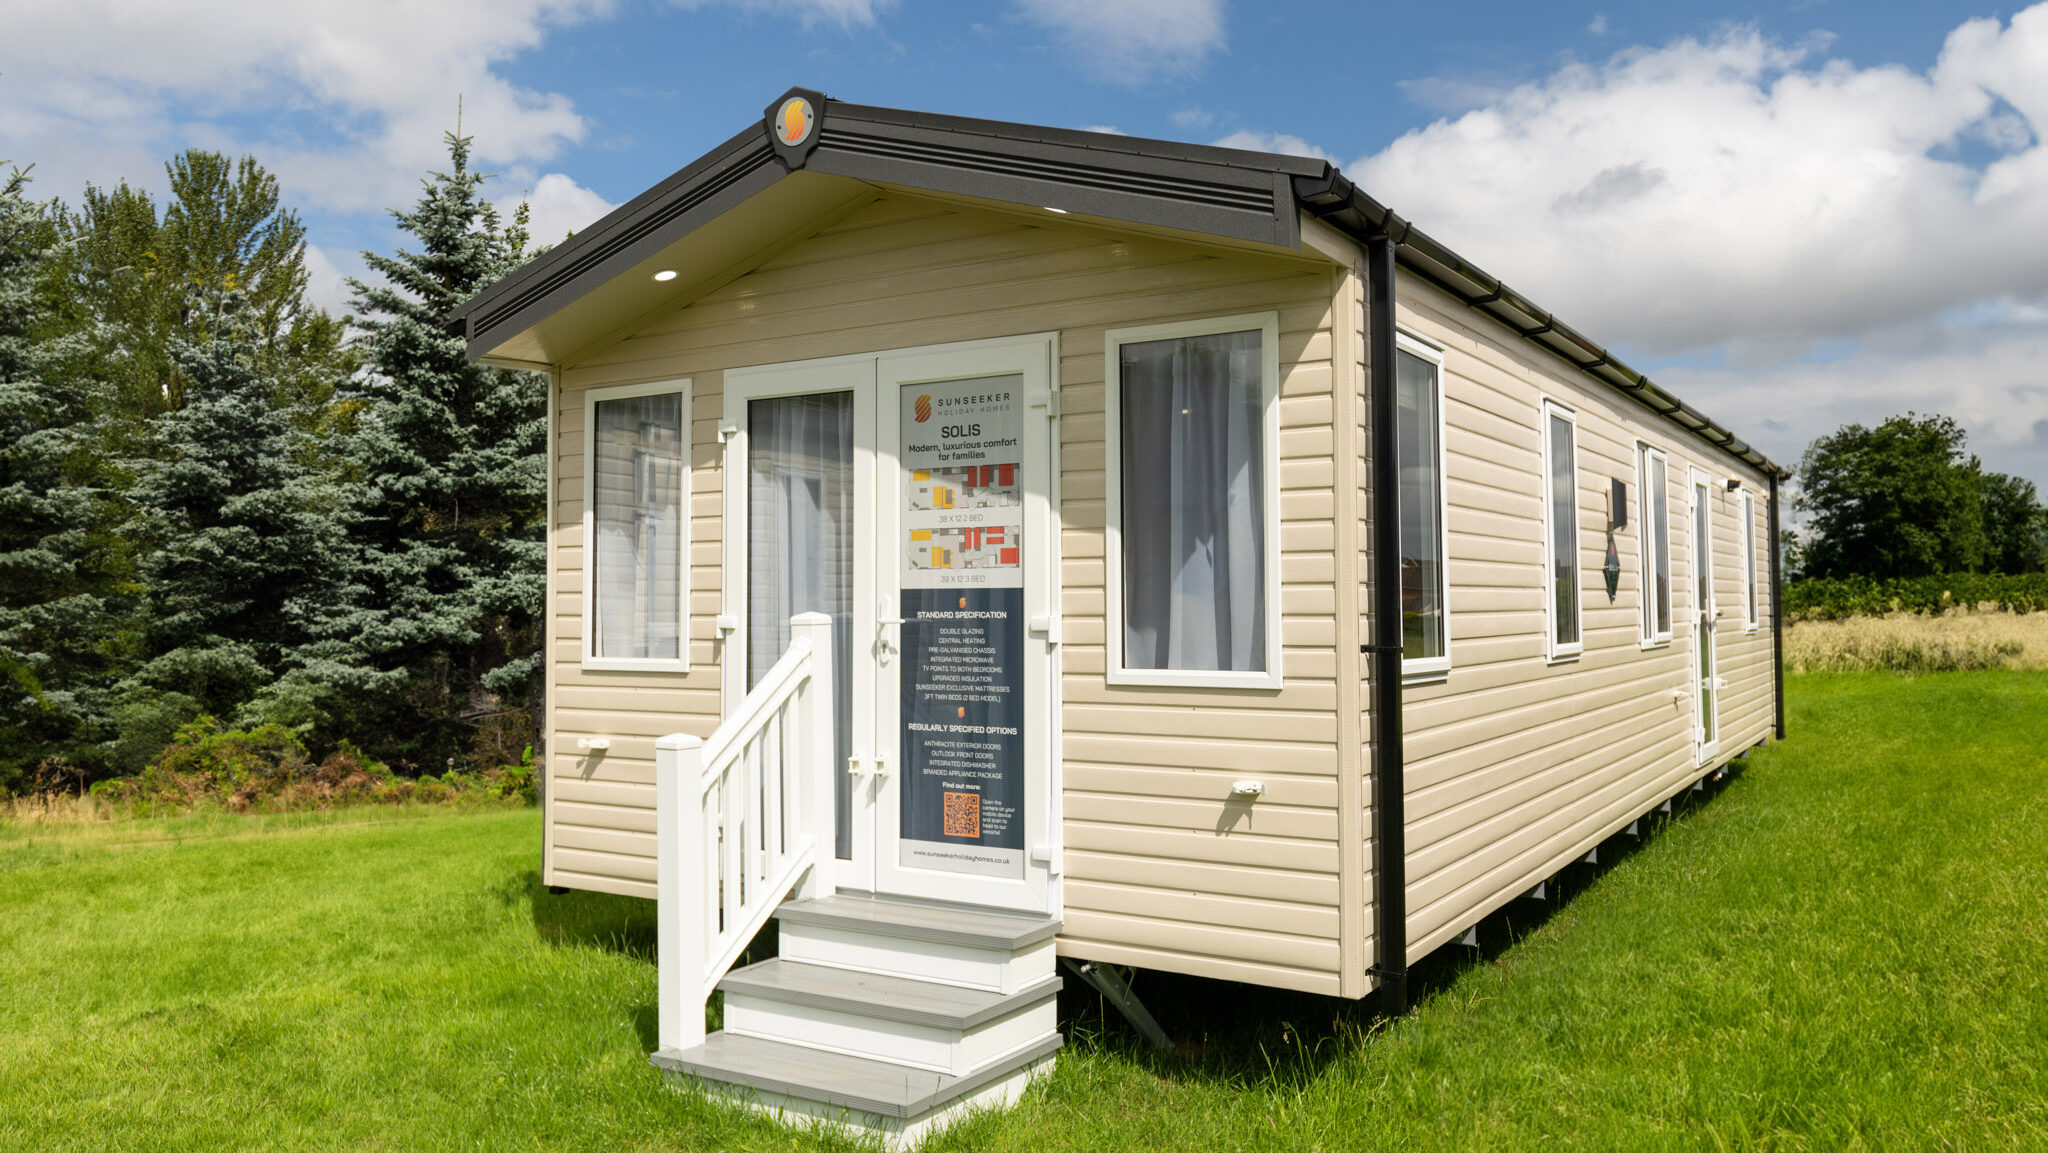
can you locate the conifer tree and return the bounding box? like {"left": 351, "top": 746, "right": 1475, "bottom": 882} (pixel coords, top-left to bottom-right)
{"left": 327, "top": 131, "right": 545, "bottom": 767}
{"left": 114, "top": 291, "right": 354, "bottom": 764}
{"left": 0, "top": 167, "right": 130, "bottom": 787}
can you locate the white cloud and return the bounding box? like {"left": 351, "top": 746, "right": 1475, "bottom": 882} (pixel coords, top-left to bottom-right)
{"left": 1663, "top": 314, "right": 2048, "bottom": 486}
{"left": 1012, "top": 0, "right": 1225, "bottom": 83}
{"left": 1354, "top": 9, "right": 2048, "bottom": 355}
{"left": 1211, "top": 130, "right": 1337, "bottom": 164}
{"left": 668, "top": 0, "right": 896, "bottom": 28}
{"left": 0, "top": 0, "right": 610, "bottom": 216}
{"left": 497, "top": 172, "right": 618, "bottom": 249}
{"left": 1588, "top": 13, "right": 1611, "bottom": 36}
{"left": 300, "top": 244, "right": 360, "bottom": 319}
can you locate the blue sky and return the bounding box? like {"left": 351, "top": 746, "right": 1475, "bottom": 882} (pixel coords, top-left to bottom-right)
{"left": 3, "top": 0, "right": 2045, "bottom": 487}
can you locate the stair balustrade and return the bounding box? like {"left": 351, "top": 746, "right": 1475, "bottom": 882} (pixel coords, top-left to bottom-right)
{"left": 656, "top": 611, "right": 837, "bottom": 1054}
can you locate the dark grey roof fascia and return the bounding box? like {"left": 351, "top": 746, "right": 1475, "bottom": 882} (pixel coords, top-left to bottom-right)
{"left": 451, "top": 122, "right": 779, "bottom": 357}
{"left": 452, "top": 98, "right": 1316, "bottom": 360}
{"left": 1293, "top": 171, "right": 1786, "bottom": 478}
{"left": 808, "top": 101, "right": 1310, "bottom": 250}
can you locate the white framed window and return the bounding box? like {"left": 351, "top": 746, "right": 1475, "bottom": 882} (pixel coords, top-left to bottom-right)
{"left": 582, "top": 378, "right": 691, "bottom": 671}
{"left": 1636, "top": 443, "right": 1672, "bottom": 646}
{"left": 1105, "top": 312, "right": 1282, "bottom": 689}
{"left": 1541, "top": 399, "right": 1582, "bottom": 660}
{"left": 1395, "top": 331, "right": 1451, "bottom": 678}
{"left": 1741, "top": 487, "right": 1759, "bottom": 632}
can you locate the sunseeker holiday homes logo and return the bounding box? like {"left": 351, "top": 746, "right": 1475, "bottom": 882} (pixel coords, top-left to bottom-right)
{"left": 914, "top": 394, "right": 933, "bottom": 422}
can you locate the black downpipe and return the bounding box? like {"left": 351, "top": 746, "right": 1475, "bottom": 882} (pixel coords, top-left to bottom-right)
{"left": 1769, "top": 473, "right": 1786, "bottom": 739}
{"left": 1366, "top": 235, "right": 1409, "bottom": 1017}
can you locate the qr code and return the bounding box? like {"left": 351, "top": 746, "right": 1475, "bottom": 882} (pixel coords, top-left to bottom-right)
{"left": 943, "top": 790, "right": 981, "bottom": 838}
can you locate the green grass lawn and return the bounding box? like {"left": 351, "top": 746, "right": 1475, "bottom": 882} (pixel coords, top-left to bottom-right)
{"left": 3, "top": 672, "right": 2045, "bottom": 1151}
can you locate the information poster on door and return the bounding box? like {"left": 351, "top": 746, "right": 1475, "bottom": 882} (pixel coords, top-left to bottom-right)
{"left": 899, "top": 376, "right": 1025, "bottom": 878}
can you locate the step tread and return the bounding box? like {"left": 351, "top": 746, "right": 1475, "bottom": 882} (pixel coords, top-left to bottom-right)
{"left": 719, "top": 958, "right": 1060, "bottom": 1029}
{"left": 651, "top": 1030, "right": 1062, "bottom": 1119}
{"left": 774, "top": 894, "right": 1061, "bottom": 950}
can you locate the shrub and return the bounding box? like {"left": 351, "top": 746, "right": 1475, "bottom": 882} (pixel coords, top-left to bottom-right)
{"left": 84, "top": 720, "right": 535, "bottom": 814}
{"left": 1786, "top": 573, "right": 2048, "bottom": 621}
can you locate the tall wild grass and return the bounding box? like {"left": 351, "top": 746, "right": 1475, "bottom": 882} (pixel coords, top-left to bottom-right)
{"left": 1786, "top": 610, "right": 2046, "bottom": 673}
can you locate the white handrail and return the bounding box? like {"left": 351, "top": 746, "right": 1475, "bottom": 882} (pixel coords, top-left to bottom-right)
{"left": 656, "top": 612, "right": 837, "bottom": 1054}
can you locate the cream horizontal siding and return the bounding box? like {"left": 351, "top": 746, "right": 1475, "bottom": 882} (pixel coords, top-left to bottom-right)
{"left": 544, "top": 378, "right": 729, "bottom": 898}
{"left": 1051, "top": 245, "right": 1351, "bottom": 996}
{"left": 1393, "top": 275, "right": 1778, "bottom": 964}
{"left": 544, "top": 189, "right": 1354, "bottom": 992}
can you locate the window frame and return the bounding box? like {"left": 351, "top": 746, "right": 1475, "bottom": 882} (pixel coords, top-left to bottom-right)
{"left": 1394, "top": 330, "right": 1453, "bottom": 680}
{"left": 1540, "top": 398, "right": 1584, "bottom": 662}
{"left": 1741, "top": 487, "right": 1759, "bottom": 633}
{"left": 581, "top": 377, "right": 694, "bottom": 673}
{"left": 1636, "top": 442, "right": 1673, "bottom": 648}
{"left": 1103, "top": 311, "right": 1283, "bottom": 690}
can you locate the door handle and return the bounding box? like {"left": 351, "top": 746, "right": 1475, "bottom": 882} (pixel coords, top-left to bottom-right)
{"left": 848, "top": 753, "right": 870, "bottom": 780}
{"left": 877, "top": 597, "right": 906, "bottom": 665}
{"left": 872, "top": 754, "right": 892, "bottom": 781}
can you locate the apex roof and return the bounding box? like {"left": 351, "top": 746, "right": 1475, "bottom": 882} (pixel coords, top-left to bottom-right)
{"left": 454, "top": 88, "right": 1782, "bottom": 477}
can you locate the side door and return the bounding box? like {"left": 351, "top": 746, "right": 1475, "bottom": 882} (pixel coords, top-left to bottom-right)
{"left": 1690, "top": 468, "right": 1720, "bottom": 764}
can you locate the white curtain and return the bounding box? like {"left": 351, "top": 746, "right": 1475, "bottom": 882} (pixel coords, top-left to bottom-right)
{"left": 1120, "top": 330, "right": 1266, "bottom": 672}
{"left": 747, "top": 393, "right": 854, "bottom": 859}
{"left": 593, "top": 392, "right": 683, "bottom": 659}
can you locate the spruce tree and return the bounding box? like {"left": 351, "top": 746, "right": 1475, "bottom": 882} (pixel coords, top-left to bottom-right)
{"left": 114, "top": 291, "right": 354, "bottom": 764}
{"left": 0, "top": 167, "right": 130, "bottom": 787}
{"left": 330, "top": 131, "right": 545, "bottom": 768}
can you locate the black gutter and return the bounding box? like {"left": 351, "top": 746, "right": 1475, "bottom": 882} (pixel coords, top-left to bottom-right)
{"left": 1365, "top": 234, "right": 1409, "bottom": 1017}
{"left": 1769, "top": 473, "right": 1786, "bottom": 739}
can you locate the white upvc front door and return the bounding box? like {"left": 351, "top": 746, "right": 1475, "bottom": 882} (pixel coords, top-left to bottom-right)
{"left": 724, "top": 334, "right": 1059, "bottom": 914}
{"left": 1690, "top": 468, "right": 1720, "bottom": 765}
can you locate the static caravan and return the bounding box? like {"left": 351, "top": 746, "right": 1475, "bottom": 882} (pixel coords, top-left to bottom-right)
{"left": 454, "top": 89, "right": 1787, "bottom": 1144}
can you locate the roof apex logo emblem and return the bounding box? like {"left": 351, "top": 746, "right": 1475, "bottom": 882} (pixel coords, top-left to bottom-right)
{"left": 776, "top": 97, "right": 814, "bottom": 147}
{"left": 763, "top": 87, "right": 827, "bottom": 171}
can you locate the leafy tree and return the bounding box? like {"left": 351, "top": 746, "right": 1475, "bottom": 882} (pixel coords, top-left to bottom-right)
{"left": 1981, "top": 472, "right": 2048, "bottom": 574}
{"left": 50, "top": 150, "right": 350, "bottom": 423}
{"left": 0, "top": 166, "right": 132, "bottom": 788}
{"left": 315, "top": 131, "right": 545, "bottom": 768}
{"left": 1796, "top": 413, "right": 1987, "bottom": 579}
{"left": 112, "top": 291, "right": 354, "bottom": 769}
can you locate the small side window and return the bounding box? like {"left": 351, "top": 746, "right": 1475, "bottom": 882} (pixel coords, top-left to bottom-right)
{"left": 585, "top": 380, "right": 691, "bottom": 669}
{"left": 1637, "top": 444, "right": 1672, "bottom": 645}
{"left": 1395, "top": 334, "right": 1450, "bottom": 676}
{"left": 1542, "top": 400, "right": 1582, "bottom": 659}
{"left": 1741, "top": 488, "right": 1759, "bottom": 632}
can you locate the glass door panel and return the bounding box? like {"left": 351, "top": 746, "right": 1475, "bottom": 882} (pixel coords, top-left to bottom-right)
{"left": 747, "top": 392, "right": 856, "bottom": 858}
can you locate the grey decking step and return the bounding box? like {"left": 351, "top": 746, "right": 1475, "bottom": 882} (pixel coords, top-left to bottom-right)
{"left": 774, "top": 894, "right": 1061, "bottom": 951}
{"left": 651, "top": 1030, "right": 1063, "bottom": 1119}
{"left": 718, "top": 958, "right": 1060, "bottom": 1029}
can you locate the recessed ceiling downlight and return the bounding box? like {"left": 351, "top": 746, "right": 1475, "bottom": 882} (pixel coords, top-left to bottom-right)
{"left": 652, "top": 269, "right": 679, "bottom": 282}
